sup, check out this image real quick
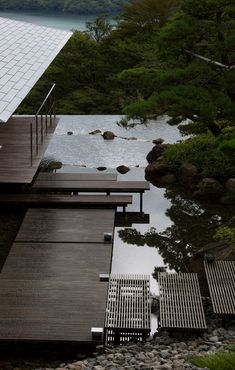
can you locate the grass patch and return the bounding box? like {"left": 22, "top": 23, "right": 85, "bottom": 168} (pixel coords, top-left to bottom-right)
{"left": 191, "top": 346, "right": 235, "bottom": 370}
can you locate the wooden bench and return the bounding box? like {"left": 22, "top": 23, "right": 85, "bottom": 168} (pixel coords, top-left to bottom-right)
{"left": 0, "top": 194, "right": 132, "bottom": 212}
{"left": 33, "top": 180, "right": 150, "bottom": 212}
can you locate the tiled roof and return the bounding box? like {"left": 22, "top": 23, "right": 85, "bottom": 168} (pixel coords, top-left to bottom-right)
{"left": 0, "top": 17, "right": 72, "bottom": 123}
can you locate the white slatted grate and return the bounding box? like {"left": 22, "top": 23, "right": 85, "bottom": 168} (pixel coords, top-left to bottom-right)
{"left": 158, "top": 272, "right": 207, "bottom": 331}
{"left": 105, "top": 274, "right": 151, "bottom": 343}
{"left": 204, "top": 260, "right": 235, "bottom": 315}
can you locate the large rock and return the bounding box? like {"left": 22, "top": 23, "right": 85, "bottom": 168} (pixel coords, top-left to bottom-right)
{"left": 116, "top": 165, "right": 130, "bottom": 174}
{"left": 178, "top": 164, "right": 200, "bottom": 189}
{"left": 193, "top": 178, "right": 224, "bottom": 201}
{"left": 102, "top": 131, "right": 115, "bottom": 140}
{"left": 39, "top": 156, "right": 62, "bottom": 172}
{"left": 225, "top": 178, "right": 235, "bottom": 192}
{"left": 220, "top": 178, "right": 235, "bottom": 204}
{"left": 47, "top": 161, "right": 63, "bottom": 171}
{"left": 146, "top": 144, "right": 166, "bottom": 164}
{"left": 145, "top": 162, "right": 176, "bottom": 187}
{"left": 153, "top": 138, "right": 164, "bottom": 144}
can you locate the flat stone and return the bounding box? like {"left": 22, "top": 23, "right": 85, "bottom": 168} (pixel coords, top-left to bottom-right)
{"left": 209, "top": 336, "right": 218, "bottom": 343}
{"left": 89, "top": 129, "right": 102, "bottom": 135}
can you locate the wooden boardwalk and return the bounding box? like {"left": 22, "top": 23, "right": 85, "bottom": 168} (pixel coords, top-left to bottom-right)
{"left": 0, "top": 194, "right": 132, "bottom": 211}
{"left": 105, "top": 274, "right": 151, "bottom": 343}
{"left": 0, "top": 208, "right": 115, "bottom": 343}
{"left": 15, "top": 208, "right": 115, "bottom": 243}
{"left": 158, "top": 273, "right": 207, "bottom": 331}
{"left": 204, "top": 260, "right": 235, "bottom": 315}
{"left": 0, "top": 116, "right": 57, "bottom": 183}
{"left": 33, "top": 179, "right": 150, "bottom": 212}
{"left": 36, "top": 172, "right": 117, "bottom": 181}
{"left": 33, "top": 180, "right": 150, "bottom": 193}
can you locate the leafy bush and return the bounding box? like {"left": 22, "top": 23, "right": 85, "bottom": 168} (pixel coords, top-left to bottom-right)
{"left": 164, "top": 133, "right": 235, "bottom": 180}
{"left": 191, "top": 346, "right": 235, "bottom": 370}
{"left": 214, "top": 226, "right": 235, "bottom": 246}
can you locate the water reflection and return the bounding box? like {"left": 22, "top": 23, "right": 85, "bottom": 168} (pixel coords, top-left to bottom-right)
{"left": 117, "top": 186, "right": 233, "bottom": 277}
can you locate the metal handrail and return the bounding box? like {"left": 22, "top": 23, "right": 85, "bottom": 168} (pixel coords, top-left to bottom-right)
{"left": 36, "top": 83, "right": 56, "bottom": 116}
{"left": 30, "top": 83, "right": 56, "bottom": 166}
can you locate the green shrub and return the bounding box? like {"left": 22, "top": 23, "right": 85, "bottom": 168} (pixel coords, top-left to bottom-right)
{"left": 164, "top": 133, "right": 235, "bottom": 180}
{"left": 191, "top": 347, "right": 235, "bottom": 370}
{"left": 214, "top": 226, "right": 235, "bottom": 246}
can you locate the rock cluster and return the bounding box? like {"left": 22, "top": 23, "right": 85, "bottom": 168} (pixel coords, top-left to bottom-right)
{"left": 145, "top": 140, "right": 235, "bottom": 204}
{"left": 40, "top": 324, "right": 235, "bottom": 370}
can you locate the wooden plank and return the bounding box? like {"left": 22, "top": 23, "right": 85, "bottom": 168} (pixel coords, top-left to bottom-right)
{"left": 0, "top": 116, "right": 58, "bottom": 184}
{"left": 0, "top": 279, "right": 108, "bottom": 342}
{"left": 158, "top": 273, "right": 207, "bottom": 331}
{"left": 0, "top": 194, "right": 132, "bottom": 207}
{"left": 204, "top": 260, "right": 235, "bottom": 315}
{"left": 15, "top": 208, "right": 115, "bottom": 243}
{"left": 33, "top": 180, "right": 150, "bottom": 193}
{"left": 37, "top": 172, "right": 117, "bottom": 181}
{"left": 1, "top": 242, "right": 112, "bottom": 281}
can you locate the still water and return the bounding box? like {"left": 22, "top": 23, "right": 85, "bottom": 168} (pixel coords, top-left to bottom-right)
{"left": 45, "top": 115, "right": 231, "bottom": 305}
{"left": 0, "top": 10, "right": 113, "bottom": 31}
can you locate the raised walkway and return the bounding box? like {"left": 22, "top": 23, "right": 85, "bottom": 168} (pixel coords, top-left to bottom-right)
{"left": 0, "top": 208, "right": 115, "bottom": 343}
{"left": 0, "top": 116, "right": 58, "bottom": 184}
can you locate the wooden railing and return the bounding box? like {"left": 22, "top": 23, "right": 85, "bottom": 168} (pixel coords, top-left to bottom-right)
{"left": 30, "top": 84, "right": 56, "bottom": 166}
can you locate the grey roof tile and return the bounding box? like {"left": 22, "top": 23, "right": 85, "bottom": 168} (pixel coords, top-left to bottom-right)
{"left": 0, "top": 16, "right": 72, "bottom": 122}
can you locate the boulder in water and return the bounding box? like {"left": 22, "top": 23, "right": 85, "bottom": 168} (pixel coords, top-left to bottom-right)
{"left": 102, "top": 131, "right": 115, "bottom": 140}
{"left": 116, "top": 165, "right": 130, "bottom": 174}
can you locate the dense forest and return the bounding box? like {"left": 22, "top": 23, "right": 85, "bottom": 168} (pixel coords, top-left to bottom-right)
{"left": 0, "top": 0, "right": 127, "bottom": 14}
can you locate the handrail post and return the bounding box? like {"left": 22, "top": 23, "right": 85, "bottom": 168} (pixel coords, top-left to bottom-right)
{"left": 41, "top": 114, "right": 43, "bottom": 144}
{"left": 45, "top": 113, "right": 48, "bottom": 136}
{"left": 30, "top": 122, "right": 33, "bottom": 166}
{"left": 36, "top": 115, "right": 39, "bottom": 155}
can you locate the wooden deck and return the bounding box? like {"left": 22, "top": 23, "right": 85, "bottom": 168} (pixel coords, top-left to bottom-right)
{"left": 158, "top": 273, "right": 207, "bottom": 331}
{"left": 0, "top": 116, "right": 57, "bottom": 184}
{"left": 16, "top": 208, "right": 115, "bottom": 243}
{"left": 0, "top": 194, "right": 132, "bottom": 210}
{"left": 33, "top": 180, "right": 150, "bottom": 193}
{"left": 0, "top": 208, "right": 115, "bottom": 343}
{"left": 36, "top": 172, "right": 117, "bottom": 181}
{"left": 32, "top": 179, "right": 150, "bottom": 212}
{"left": 105, "top": 274, "right": 151, "bottom": 343}
{"left": 204, "top": 260, "right": 235, "bottom": 315}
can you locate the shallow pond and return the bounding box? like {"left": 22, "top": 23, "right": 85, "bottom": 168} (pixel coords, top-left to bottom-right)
{"left": 45, "top": 115, "right": 233, "bottom": 330}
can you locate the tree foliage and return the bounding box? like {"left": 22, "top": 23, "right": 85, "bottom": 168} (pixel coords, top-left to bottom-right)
{"left": 18, "top": 0, "right": 235, "bottom": 140}
{"left": 121, "top": 0, "right": 235, "bottom": 136}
